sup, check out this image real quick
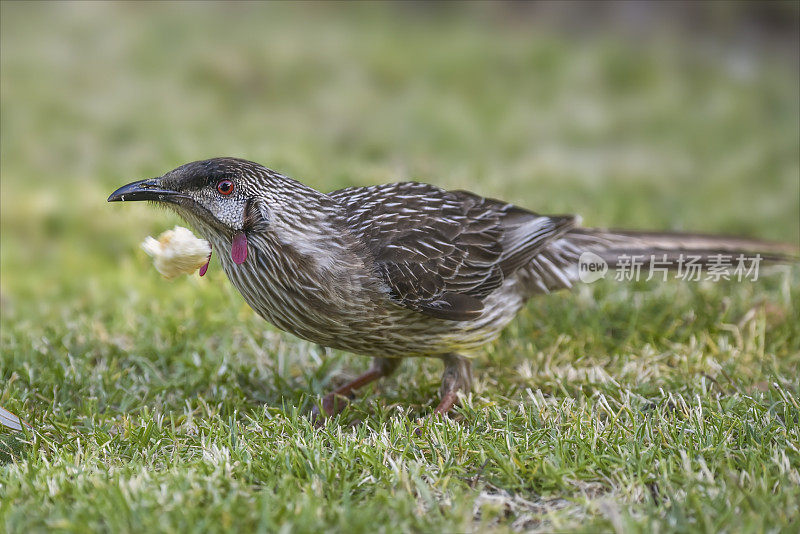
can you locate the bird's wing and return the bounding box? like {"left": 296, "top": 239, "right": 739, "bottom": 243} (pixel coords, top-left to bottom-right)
{"left": 330, "top": 183, "right": 576, "bottom": 320}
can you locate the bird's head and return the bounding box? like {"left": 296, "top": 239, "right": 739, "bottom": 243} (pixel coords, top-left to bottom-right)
{"left": 108, "top": 158, "right": 279, "bottom": 234}
{"left": 108, "top": 157, "right": 331, "bottom": 266}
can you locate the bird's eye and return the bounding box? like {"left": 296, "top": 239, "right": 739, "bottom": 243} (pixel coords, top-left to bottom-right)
{"left": 216, "top": 179, "right": 234, "bottom": 196}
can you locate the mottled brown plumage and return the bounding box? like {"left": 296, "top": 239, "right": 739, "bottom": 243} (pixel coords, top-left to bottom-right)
{"left": 331, "top": 182, "right": 577, "bottom": 321}
{"left": 109, "top": 157, "right": 795, "bottom": 418}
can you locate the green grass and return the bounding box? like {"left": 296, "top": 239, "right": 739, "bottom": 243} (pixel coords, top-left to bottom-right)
{"left": 1, "top": 3, "right": 798, "bottom": 533}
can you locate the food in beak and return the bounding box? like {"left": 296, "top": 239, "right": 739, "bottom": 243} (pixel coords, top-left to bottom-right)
{"left": 141, "top": 226, "right": 212, "bottom": 279}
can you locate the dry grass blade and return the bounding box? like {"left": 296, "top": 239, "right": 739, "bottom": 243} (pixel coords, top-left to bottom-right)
{"left": 0, "top": 405, "right": 30, "bottom": 432}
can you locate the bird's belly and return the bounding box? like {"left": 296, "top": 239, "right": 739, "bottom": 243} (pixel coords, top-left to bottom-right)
{"left": 227, "top": 257, "right": 525, "bottom": 358}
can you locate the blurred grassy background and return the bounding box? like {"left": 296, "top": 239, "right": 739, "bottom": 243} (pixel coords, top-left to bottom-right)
{"left": 1, "top": 2, "right": 799, "bottom": 532}
{"left": 2, "top": 3, "right": 798, "bottom": 288}
{"left": 2, "top": 1, "right": 798, "bottom": 317}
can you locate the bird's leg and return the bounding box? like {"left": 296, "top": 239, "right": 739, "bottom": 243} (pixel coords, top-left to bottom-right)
{"left": 314, "top": 357, "right": 401, "bottom": 419}
{"left": 434, "top": 353, "right": 472, "bottom": 415}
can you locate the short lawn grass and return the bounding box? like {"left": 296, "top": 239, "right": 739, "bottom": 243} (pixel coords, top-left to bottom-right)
{"left": 1, "top": 3, "right": 798, "bottom": 532}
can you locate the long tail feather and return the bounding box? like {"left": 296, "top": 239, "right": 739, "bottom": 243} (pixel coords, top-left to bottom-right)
{"left": 569, "top": 228, "right": 799, "bottom": 266}
{"left": 519, "top": 228, "right": 797, "bottom": 295}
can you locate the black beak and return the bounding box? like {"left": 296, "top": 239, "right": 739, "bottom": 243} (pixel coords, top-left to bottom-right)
{"left": 107, "top": 178, "right": 184, "bottom": 203}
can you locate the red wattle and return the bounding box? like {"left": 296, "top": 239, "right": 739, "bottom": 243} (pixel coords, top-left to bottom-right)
{"left": 232, "top": 232, "right": 248, "bottom": 264}
{"left": 199, "top": 245, "right": 212, "bottom": 276}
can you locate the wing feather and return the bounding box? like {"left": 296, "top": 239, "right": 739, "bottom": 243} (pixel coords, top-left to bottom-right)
{"left": 330, "top": 182, "right": 575, "bottom": 320}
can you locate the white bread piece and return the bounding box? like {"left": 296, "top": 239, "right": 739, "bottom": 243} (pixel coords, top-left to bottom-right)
{"left": 141, "top": 226, "right": 211, "bottom": 279}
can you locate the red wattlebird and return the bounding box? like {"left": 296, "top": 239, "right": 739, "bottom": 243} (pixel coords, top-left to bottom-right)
{"left": 109, "top": 158, "right": 796, "bottom": 418}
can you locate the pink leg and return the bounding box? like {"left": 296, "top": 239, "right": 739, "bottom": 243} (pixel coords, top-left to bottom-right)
{"left": 433, "top": 353, "right": 472, "bottom": 416}
{"left": 313, "top": 357, "right": 401, "bottom": 419}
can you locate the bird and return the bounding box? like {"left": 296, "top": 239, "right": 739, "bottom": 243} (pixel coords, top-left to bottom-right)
{"left": 108, "top": 157, "right": 796, "bottom": 418}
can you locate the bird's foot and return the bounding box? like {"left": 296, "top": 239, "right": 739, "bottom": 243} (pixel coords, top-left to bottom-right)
{"left": 310, "top": 393, "right": 352, "bottom": 425}
{"left": 414, "top": 353, "right": 472, "bottom": 436}
{"left": 435, "top": 353, "right": 472, "bottom": 416}
{"left": 434, "top": 390, "right": 461, "bottom": 415}
{"left": 309, "top": 357, "right": 401, "bottom": 426}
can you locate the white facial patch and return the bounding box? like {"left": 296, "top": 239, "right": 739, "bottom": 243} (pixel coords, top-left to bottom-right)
{"left": 189, "top": 188, "right": 249, "bottom": 230}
